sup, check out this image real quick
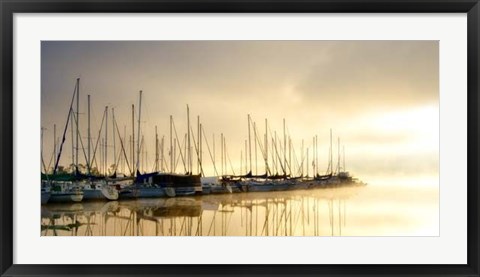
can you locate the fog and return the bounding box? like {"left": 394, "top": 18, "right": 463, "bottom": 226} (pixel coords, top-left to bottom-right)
{"left": 41, "top": 41, "right": 439, "bottom": 185}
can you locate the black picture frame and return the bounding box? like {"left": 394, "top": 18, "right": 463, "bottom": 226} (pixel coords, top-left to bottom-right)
{"left": 1, "top": 1, "right": 479, "bottom": 276}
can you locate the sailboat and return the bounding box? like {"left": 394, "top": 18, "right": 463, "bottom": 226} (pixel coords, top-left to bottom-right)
{"left": 82, "top": 179, "right": 119, "bottom": 201}
{"left": 47, "top": 78, "right": 84, "bottom": 203}
{"left": 119, "top": 91, "right": 168, "bottom": 199}
{"left": 81, "top": 102, "right": 119, "bottom": 201}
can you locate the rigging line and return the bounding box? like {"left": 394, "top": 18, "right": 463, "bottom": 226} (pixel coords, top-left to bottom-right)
{"left": 161, "top": 149, "right": 170, "bottom": 173}
{"left": 89, "top": 108, "right": 107, "bottom": 172}
{"left": 113, "top": 115, "right": 132, "bottom": 176}
{"left": 71, "top": 110, "right": 90, "bottom": 173}
{"left": 112, "top": 145, "right": 122, "bottom": 175}
{"left": 291, "top": 144, "right": 303, "bottom": 177}
{"left": 150, "top": 157, "right": 157, "bottom": 173}
{"left": 46, "top": 144, "right": 55, "bottom": 173}
{"left": 87, "top": 100, "right": 101, "bottom": 173}
{"left": 272, "top": 132, "right": 286, "bottom": 175}
{"left": 224, "top": 138, "right": 236, "bottom": 176}
{"left": 138, "top": 129, "right": 150, "bottom": 171}
{"left": 171, "top": 119, "right": 187, "bottom": 172}
{"left": 41, "top": 128, "right": 48, "bottom": 174}
{"left": 189, "top": 126, "right": 204, "bottom": 176}
{"left": 138, "top": 136, "right": 145, "bottom": 173}
{"left": 201, "top": 126, "right": 219, "bottom": 177}
{"left": 252, "top": 120, "right": 271, "bottom": 175}
{"left": 298, "top": 140, "right": 314, "bottom": 176}
{"left": 283, "top": 127, "right": 293, "bottom": 175}
{"left": 285, "top": 127, "right": 302, "bottom": 176}
{"left": 174, "top": 136, "right": 185, "bottom": 173}
{"left": 266, "top": 125, "right": 286, "bottom": 175}
{"left": 53, "top": 81, "right": 78, "bottom": 174}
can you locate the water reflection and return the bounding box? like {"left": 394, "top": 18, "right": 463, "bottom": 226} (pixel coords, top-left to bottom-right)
{"left": 41, "top": 187, "right": 365, "bottom": 236}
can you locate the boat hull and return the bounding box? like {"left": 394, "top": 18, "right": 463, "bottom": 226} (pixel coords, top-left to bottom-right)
{"left": 173, "top": 187, "right": 196, "bottom": 196}
{"left": 83, "top": 187, "right": 119, "bottom": 201}
{"left": 49, "top": 192, "right": 84, "bottom": 203}
{"left": 209, "top": 185, "right": 232, "bottom": 194}
{"left": 201, "top": 185, "right": 212, "bottom": 195}
{"left": 247, "top": 183, "right": 275, "bottom": 192}
{"left": 288, "top": 181, "right": 310, "bottom": 190}
{"left": 271, "top": 183, "right": 290, "bottom": 191}
{"left": 119, "top": 186, "right": 165, "bottom": 199}
{"left": 41, "top": 192, "right": 51, "bottom": 204}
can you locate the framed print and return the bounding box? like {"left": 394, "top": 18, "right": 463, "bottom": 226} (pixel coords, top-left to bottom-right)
{"left": 1, "top": 0, "right": 479, "bottom": 276}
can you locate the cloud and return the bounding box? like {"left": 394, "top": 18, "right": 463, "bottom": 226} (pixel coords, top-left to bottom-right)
{"left": 295, "top": 41, "right": 439, "bottom": 116}
{"left": 41, "top": 41, "right": 439, "bottom": 182}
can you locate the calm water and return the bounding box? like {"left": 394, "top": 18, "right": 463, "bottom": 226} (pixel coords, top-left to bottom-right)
{"left": 41, "top": 185, "right": 438, "bottom": 236}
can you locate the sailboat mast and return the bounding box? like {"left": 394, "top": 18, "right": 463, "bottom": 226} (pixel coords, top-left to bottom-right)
{"left": 142, "top": 135, "right": 145, "bottom": 172}
{"left": 337, "top": 137, "right": 341, "bottom": 173}
{"left": 184, "top": 134, "right": 187, "bottom": 172}
{"left": 301, "top": 139, "right": 304, "bottom": 176}
{"left": 283, "top": 118, "right": 286, "bottom": 175}
{"left": 316, "top": 135, "right": 319, "bottom": 176}
{"left": 71, "top": 111, "right": 74, "bottom": 172}
{"left": 213, "top": 133, "right": 216, "bottom": 174}
{"left": 123, "top": 125, "right": 126, "bottom": 174}
{"left": 265, "top": 119, "right": 268, "bottom": 175}
{"left": 132, "top": 104, "right": 135, "bottom": 174}
{"left": 87, "top": 95, "right": 90, "bottom": 174}
{"left": 136, "top": 90, "right": 142, "bottom": 173}
{"left": 254, "top": 122, "right": 257, "bottom": 175}
{"left": 313, "top": 136, "right": 316, "bottom": 176}
{"left": 173, "top": 138, "right": 177, "bottom": 173}
{"left": 187, "top": 105, "right": 191, "bottom": 174}
{"left": 105, "top": 106, "right": 108, "bottom": 176}
{"left": 223, "top": 135, "right": 226, "bottom": 175}
{"left": 200, "top": 123, "right": 203, "bottom": 176}
{"left": 41, "top": 127, "right": 46, "bottom": 173}
{"left": 129, "top": 135, "right": 132, "bottom": 174}
{"left": 197, "top": 116, "right": 200, "bottom": 174}
{"left": 161, "top": 135, "right": 165, "bottom": 172}
{"left": 272, "top": 136, "right": 276, "bottom": 174}
{"left": 75, "top": 78, "right": 79, "bottom": 174}
{"left": 248, "top": 114, "right": 252, "bottom": 173}
{"left": 53, "top": 124, "right": 57, "bottom": 172}
{"left": 289, "top": 137, "right": 292, "bottom": 176}
{"left": 155, "top": 125, "right": 159, "bottom": 172}
{"left": 170, "top": 115, "right": 173, "bottom": 173}
{"left": 53, "top": 81, "right": 77, "bottom": 175}
{"left": 245, "top": 140, "right": 247, "bottom": 174}
{"left": 343, "top": 145, "right": 346, "bottom": 171}
{"left": 306, "top": 147, "right": 309, "bottom": 177}
{"left": 330, "top": 128, "right": 333, "bottom": 175}
{"left": 220, "top": 133, "right": 223, "bottom": 175}
{"left": 100, "top": 138, "right": 104, "bottom": 174}
{"left": 112, "top": 108, "right": 116, "bottom": 170}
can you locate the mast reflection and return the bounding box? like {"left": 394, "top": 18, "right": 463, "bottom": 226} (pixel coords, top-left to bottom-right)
{"left": 41, "top": 188, "right": 363, "bottom": 236}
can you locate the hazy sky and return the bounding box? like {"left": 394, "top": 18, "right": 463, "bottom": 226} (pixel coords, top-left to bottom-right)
{"left": 41, "top": 41, "right": 439, "bottom": 185}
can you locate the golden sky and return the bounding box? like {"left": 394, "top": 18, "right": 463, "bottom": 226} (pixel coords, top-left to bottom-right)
{"left": 41, "top": 41, "right": 439, "bottom": 185}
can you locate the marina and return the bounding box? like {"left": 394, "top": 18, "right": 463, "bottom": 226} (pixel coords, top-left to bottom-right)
{"left": 40, "top": 41, "right": 439, "bottom": 237}
{"left": 41, "top": 78, "right": 366, "bottom": 204}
